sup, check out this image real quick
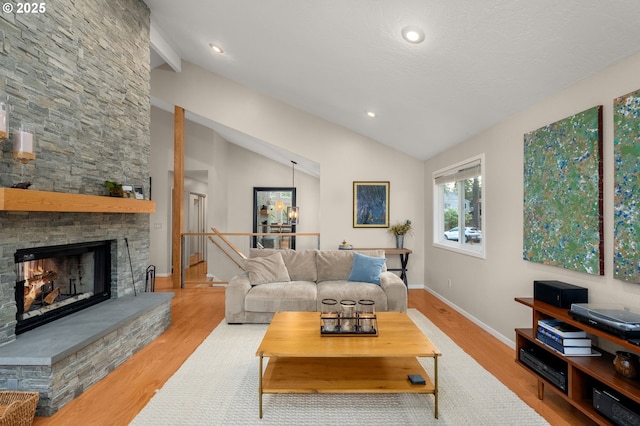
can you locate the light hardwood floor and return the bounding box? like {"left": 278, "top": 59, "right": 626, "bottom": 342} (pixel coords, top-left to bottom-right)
{"left": 33, "top": 283, "right": 594, "bottom": 425}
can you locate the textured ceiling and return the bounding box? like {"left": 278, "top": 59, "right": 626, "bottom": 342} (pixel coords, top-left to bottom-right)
{"left": 145, "top": 0, "right": 640, "bottom": 161}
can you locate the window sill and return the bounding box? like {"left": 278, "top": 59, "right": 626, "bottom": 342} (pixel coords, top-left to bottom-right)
{"left": 433, "top": 241, "right": 485, "bottom": 259}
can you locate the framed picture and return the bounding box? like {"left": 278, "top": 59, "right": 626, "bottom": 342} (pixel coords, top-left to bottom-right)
{"left": 353, "top": 181, "right": 389, "bottom": 228}
{"left": 122, "top": 184, "right": 134, "bottom": 199}
{"left": 133, "top": 185, "right": 144, "bottom": 200}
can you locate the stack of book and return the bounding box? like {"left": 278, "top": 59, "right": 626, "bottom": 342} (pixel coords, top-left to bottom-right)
{"left": 536, "top": 318, "right": 597, "bottom": 356}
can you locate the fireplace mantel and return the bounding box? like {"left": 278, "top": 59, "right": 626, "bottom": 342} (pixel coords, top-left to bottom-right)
{"left": 0, "top": 188, "right": 155, "bottom": 213}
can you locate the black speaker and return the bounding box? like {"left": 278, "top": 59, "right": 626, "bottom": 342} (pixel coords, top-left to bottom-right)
{"left": 533, "top": 280, "right": 588, "bottom": 308}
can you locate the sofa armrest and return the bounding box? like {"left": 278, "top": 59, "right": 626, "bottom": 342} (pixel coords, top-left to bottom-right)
{"left": 225, "top": 272, "right": 252, "bottom": 323}
{"left": 379, "top": 271, "right": 407, "bottom": 312}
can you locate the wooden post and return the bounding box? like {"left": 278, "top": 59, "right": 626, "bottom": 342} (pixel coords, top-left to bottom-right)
{"left": 172, "top": 106, "right": 185, "bottom": 288}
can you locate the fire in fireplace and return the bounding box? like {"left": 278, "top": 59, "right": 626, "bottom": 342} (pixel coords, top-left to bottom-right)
{"left": 14, "top": 241, "right": 112, "bottom": 334}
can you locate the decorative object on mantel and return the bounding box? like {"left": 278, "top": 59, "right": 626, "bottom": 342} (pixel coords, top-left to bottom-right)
{"left": 133, "top": 185, "right": 144, "bottom": 200}
{"left": 105, "top": 180, "right": 124, "bottom": 197}
{"left": 389, "top": 219, "right": 413, "bottom": 249}
{"left": 10, "top": 181, "right": 31, "bottom": 189}
{"left": 338, "top": 240, "right": 353, "bottom": 250}
{"left": 0, "top": 94, "right": 8, "bottom": 142}
{"left": 12, "top": 122, "right": 36, "bottom": 188}
{"left": 122, "top": 184, "right": 134, "bottom": 199}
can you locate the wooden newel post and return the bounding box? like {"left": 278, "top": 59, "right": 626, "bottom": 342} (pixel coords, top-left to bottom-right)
{"left": 172, "top": 105, "right": 185, "bottom": 288}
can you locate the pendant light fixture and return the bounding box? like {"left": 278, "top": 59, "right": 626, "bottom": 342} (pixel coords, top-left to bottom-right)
{"left": 287, "top": 160, "right": 299, "bottom": 225}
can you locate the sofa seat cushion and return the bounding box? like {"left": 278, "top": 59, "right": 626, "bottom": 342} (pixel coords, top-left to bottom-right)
{"left": 245, "top": 281, "right": 317, "bottom": 313}
{"left": 316, "top": 281, "right": 388, "bottom": 311}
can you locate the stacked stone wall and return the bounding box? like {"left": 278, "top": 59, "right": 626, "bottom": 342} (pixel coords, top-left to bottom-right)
{"left": 0, "top": 1, "right": 151, "bottom": 345}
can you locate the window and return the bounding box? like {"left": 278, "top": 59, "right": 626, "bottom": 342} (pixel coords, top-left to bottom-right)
{"left": 433, "top": 154, "right": 485, "bottom": 257}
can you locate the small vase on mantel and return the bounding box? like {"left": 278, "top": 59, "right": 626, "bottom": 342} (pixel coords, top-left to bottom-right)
{"left": 396, "top": 235, "right": 404, "bottom": 249}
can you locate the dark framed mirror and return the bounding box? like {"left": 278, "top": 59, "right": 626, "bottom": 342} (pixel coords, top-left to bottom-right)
{"left": 252, "top": 187, "right": 296, "bottom": 249}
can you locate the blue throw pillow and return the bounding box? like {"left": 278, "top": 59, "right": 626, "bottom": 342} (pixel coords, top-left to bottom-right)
{"left": 348, "top": 252, "right": 386, "bottom": 285}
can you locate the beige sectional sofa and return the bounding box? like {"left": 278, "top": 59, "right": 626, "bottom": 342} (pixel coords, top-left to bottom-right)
{"left": 225, "top": 248, "right": 407, "bottom": 323}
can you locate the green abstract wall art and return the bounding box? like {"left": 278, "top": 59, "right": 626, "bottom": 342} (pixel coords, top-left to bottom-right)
{"left": 523, "top": 106, "right": 603, "bottom": 275}
{"left": 614, "top": 89, "right": 640, "bottom": 282}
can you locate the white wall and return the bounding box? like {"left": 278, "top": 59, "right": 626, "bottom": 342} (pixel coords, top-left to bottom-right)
{"left": 150, "top": 106, "right": 227, "bottom": 275}
{"left": 225, "top": 143, "right": 321, "bottom": 250}
{"left": 151, "top": 62, "right": 426, "bottom": 285}
{"left": 150, "top": 105, "right": 322, "bottom": 277}
{"left": 424, "top": 52, "right": 640, "bottom": 346}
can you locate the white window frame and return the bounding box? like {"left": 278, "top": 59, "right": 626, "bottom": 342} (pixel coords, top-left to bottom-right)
{"left": 433, "top": 154, "right": 485, "bottom": 258}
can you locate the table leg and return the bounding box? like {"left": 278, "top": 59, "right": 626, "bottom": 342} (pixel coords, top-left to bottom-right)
{"left": 434, "top": 353, "right": 439, "bottom": 419}
{"left": 537, "top": 379, "right": 544, "bottom": 400}
{"left": 399, "top": 253, "right": 409, "bottom": 286}
{"left": 259, "top": 354, "right": 263, "bottom": 418}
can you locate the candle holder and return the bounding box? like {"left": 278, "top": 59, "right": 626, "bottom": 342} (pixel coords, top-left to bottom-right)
{"left": 357, "top": 299, "right": 376, "bottom": 333}
{"left": 339, "top": 300, "right": 356, "bottom": 332}
{"left": 0, "top": 97, "right": 7, "bottom": 143}
{"left": 12, "top": 123, "right": 35, "bottom": 188}
{"left": 320, "top": 299, "right": 378, "bottom": 336}
{"left": 320, "top": 299, "right": 339, "bottom": 332}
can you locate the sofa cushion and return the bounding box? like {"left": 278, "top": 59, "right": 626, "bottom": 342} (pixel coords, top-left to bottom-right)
{"left": 316, "top": 250, "right": 386, "bottom": 282}
{"left": 316, "top": 281, "right": 388, "bottom": 311}
{"left": 244, "top": 251, "right": 290, "bottom": 285}
{"left": 348, "top": 252, "right": 386, "bottom": 285}
{"left": 249, "top": 249, "right": 317, "bottom": 282}
{"left": 279, "top": 250, "right": 318, "bottom": 282}
{"left": 245, "top": 281, "right": 317, "bottom": 312}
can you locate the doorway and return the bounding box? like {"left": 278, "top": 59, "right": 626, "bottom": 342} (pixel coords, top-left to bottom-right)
{"left": 187, "top": 192, "right": 207, "bottom": 266}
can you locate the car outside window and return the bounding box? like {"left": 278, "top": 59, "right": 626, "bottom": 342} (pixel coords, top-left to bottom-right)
{"left": 433, "top": 155, "right": 485, "bottom": 258}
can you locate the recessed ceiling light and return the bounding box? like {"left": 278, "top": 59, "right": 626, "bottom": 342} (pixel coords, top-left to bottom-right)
{"left": 367, "top": 111, "right": 376, "bottom": 118}
{"left": 401, "top": 26, "right": 425, "bottom": 44}
{"left": 209, "top": 43, "right": 224, "bottom": 54}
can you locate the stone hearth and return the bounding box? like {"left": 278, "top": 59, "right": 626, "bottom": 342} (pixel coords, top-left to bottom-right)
{"left": 0, "top": 292, "right": 172, "bottom": 416}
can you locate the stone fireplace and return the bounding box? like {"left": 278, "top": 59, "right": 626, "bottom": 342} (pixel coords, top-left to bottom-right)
{"left": 0, "top": 0, "right": 164, "bottom": 416}
{"left": 0, "top": 0, "right": 152, "bottom": 344}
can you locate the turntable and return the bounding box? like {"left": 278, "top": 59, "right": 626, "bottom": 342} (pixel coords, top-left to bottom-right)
{"left": 569, "top": 303, "right": 640, "bottom": 339}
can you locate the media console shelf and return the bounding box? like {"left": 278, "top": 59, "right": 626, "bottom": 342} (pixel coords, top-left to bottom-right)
{"left": 515, "top": 297, "right": 640, "bottom": 426}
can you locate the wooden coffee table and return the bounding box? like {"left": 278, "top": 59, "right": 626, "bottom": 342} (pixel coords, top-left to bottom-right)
{"left": 255, "top": 311, "right": 441, "bottom": 418}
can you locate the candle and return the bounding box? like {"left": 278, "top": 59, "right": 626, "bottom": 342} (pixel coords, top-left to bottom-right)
{"left": 13, "top": 130, "right": 35, "bottom": 162}
{"left": 358, "top": 313, "right": 375, "bottom": 333}
{"left": 322, "top": 312, "right": 339, "bottom": 332}
{"left": 340, "top": 301, "right": 356, "bottom": 332}
{"left": 0, "top": 108, "right": 6, "bottom": 140}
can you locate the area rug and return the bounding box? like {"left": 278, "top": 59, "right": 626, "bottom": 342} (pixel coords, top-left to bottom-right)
{"left": 131, "top": 309, "right": 549, "bottom": 425}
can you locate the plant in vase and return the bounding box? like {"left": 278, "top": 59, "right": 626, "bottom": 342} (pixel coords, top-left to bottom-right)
{"left": 389, "top": 220, "right": 413, "bottom": 248}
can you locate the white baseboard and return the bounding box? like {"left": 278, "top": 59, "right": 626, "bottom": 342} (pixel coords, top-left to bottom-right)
{"left": 422, "top": 287, "right": 516, "bottom": 349}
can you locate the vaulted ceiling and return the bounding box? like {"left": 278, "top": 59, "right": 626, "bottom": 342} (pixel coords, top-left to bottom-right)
{"left": 145, "top": 0, "right": 640, "bottom": 161}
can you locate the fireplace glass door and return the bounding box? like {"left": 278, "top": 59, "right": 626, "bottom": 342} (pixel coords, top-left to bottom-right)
{"left": 14, "top": 241, "right": 111, "bottom": 334}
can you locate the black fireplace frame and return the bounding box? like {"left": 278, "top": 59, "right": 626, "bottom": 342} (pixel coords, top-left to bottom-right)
{"left": 14, "top": 240, "right": 112, "bottom": 334}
